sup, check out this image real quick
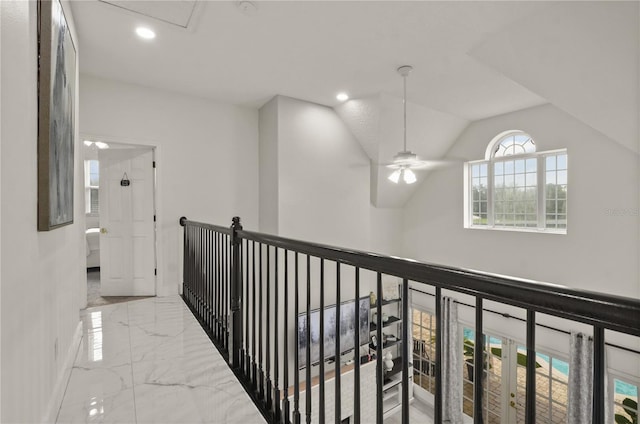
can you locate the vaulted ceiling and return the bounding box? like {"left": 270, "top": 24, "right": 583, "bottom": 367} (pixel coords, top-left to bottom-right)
{"left": 71, "top": 1, "right": 638, "bottom": 207}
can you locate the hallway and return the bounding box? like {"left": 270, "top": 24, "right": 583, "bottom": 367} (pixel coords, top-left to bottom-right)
{"left": 56, "top": 296, "right": 265, "bottom": 423}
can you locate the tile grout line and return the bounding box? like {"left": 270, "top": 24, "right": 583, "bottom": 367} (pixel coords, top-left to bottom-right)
{"left": 126, "top": 301, "right": 140, "bottom": 424}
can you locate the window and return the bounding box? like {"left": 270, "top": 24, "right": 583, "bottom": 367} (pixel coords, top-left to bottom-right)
{"left": 613, "top": 378, "right": 638, "bottom": 424}
{"left": 412, "top": 308, "right": 437, "bottom": 396}
{"left": 465, "top": 130, "right": 567, "bottom": 232}
{"left": 84, "top": 160, "right": 99, "bottom": 215}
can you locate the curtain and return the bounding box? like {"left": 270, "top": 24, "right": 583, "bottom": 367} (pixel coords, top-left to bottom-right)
{"left": 567, "top": 332, "right": 593, "bottom": 424}
{"left": 441, "top": 296, "right": 463, "bottom": 423}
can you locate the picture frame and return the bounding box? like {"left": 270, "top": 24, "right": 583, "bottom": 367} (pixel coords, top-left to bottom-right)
{"left": 37, "top": 0, "right": 77, "bottom": 231}
{"left": 382, "top": 278, "right": 400, "bottom": 301}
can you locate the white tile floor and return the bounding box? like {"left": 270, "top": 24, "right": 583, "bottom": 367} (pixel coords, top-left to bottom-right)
{"left": 56, "top": 295, "right": 432, "bottom": 424}
{"left": 56, "top": 296, "right": 265, "bottom": 424}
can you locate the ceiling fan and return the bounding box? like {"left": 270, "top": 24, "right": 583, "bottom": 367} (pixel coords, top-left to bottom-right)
{"left": 387, "top": 65, "right": 452, "bottom": 184}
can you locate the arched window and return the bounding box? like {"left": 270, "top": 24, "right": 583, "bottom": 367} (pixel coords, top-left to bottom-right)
{"left": 487, "top": 130, "right": 536, "bottom": 158}
{"left": 466, "top": 131, "right": 567, "bottom": 232}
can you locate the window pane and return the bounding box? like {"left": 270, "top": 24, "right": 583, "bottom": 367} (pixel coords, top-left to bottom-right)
{"left": 557, "top": 199, "right": 566, "bottom": 214}
{"left": 546, "top": 156, "right": 556, "bottom": 171}
{"left": 557, "top": 185, "right": 567, "bottom": 199}
{"left": 557, "top": 154, "right": 567, "bottom": 170}
{"left": 480, "top": 164, "right": 488, "bottom": 177}
{"left": 90, "top": 188, "right": 99, "bottom": 214}
{"left": 472, "top": 165, "right": 480, "bottom": 177}
{"left": 515, "top": 159, "right": 525, "bottom": 174}
{"left": 526, "top": 173, "right": 536, "bottom": 186}
{"left": 504, "top": 160, "right": 514, "bottom": 174}
{"left": 546, "top": 171, "right": 556, "bottom": 185}
{"left": 557, "top": 170, "right": 567, "bottom": 185}
{"left": 526, "top": 158, "right": 536, "bottom": 172}
{"left": 494, "top": 162, "right": 503, "bottom": 175}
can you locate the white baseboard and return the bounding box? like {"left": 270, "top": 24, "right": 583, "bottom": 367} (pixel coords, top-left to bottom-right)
{"left": 42, "top": 321, "right": 83, "bottom": 423}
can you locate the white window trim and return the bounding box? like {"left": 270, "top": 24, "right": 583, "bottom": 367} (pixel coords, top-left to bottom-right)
{"left": 464, "top": 147, "right": 568, "bottom": 234}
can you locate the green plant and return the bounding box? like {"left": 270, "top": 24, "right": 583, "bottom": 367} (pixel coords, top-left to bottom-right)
{"left": 488, "top": 347, "right": 541, "bottom": 368}
{"left": 463, "top": 338, "right": 541, "bottom": 382}
{"left": 615, "top": 397, "right": 638, "bottom": 424}
{"left": 463, "top": 338, "right": 490, "bottom": 382}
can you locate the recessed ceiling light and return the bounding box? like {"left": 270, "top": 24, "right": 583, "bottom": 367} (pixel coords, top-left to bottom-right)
{"left": 336, "top": 93, "right": 349, "bottom": 102}
{"left": 136, "top": 27, "right": 156, "bottom": 40}
{"left": 83, "top": 140, "right": 93, "bottom": 146}
{"left": 94, "top": 142, "right": 109, "bottom": 149}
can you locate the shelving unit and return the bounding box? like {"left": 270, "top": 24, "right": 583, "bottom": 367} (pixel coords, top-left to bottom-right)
{"left": 368, "top": 286, "right": 413, "bottom": 416}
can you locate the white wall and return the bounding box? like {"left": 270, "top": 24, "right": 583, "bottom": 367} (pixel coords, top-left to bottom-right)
{"left": 258, "top": 96, "right": 279, "bottom": 234}
{"left": 403, "top": 103, "right": 639, "bottom": 374}
{"left": 255, "top": 96, "right": 405, "bottom": 394}
{"left": 80, "top": 74, "right": 259, "bottom": 296}
{"left": 1, "top": 1, "right": 85, "bottom": 422}
{"left": 404, "top": 103, "right": 639, "bottom": 298}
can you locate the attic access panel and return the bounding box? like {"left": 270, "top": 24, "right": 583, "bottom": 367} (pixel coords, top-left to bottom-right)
{"left": 99, "top": 0, "right": 198, "bottom": 28}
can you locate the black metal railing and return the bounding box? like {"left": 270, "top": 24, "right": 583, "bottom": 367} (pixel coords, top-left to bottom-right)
{"left": 180, "top": 216, "right": 640, "bottom": 424}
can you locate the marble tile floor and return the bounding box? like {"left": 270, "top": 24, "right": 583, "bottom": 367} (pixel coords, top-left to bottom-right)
{"left": 56, "top": 296, "right": 265, "bottom": 424}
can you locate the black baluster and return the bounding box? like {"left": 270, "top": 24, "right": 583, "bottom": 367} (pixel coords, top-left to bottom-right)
{"left": 217, "top": 232, "right": 221, "bottom": 342}
{"left": 525, "top": 310, "right": 536, "bottom": 424}
{"left": 274, "top": 248, "right": 281, "bottom": 420}
{"left": 207, "top": 229, "right": 211, "bottom": 332}
{"left": 319, "top": 259, "right": 326, "bottom": 424}
{"left": 305, "top": 255, "right": 312, "bottom": 424}
{"left": 375, "top": 273, "right": 383, "bottom": 424}
{"left": 252, "top": 241, "right": 257, "bottom": 389}
{"left": 283, "top": 250, "right": 290, "bottom": 424}
{"left": 474, "top": 297, "right": 484, "bottom": 424}
{"left": 199, "top": 226, "right": 204, "bottom": 319}
{"left": 334, "top": 263, "right": 341, "bottom": 424}
{"left": 401, "top": 278, "right": 409, "bottom": 424}
{"left": 593, "top": 326, "right": 605, "bottom": 424}
{"left": 353, "top": 267, "right": 361, "bottom": 424}
{"left": 224, "top": 234, "right": 229, "bottom": 352}
{"left": 435, "top": 286, "right": 442, "bottom": 424}
{"left": 266, "top": 246, "right": 273, "bottom": 412}
{"left": 245, "top": 240, "right": 250, "bottom": 376}
{"left": 259, "top": 243, "right": 265, "bottom": 402}
{"left": 293, "top": 252, "right": 301, "bottom": 424}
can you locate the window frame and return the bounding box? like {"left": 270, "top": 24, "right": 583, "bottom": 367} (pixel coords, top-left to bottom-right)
{"left": 84, "top": 159, "right": 99, "bottom": 217}
{"left": 465, "top": 139, "right": 567, "bottom": 234}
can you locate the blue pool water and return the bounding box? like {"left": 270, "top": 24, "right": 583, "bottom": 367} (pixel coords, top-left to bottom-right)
{"left": 462, "top": 329, "right": 637, "bottom": 397}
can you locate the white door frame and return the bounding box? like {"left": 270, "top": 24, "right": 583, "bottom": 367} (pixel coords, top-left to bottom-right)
{"left": 80, "top": 133, "right": 163, "bottom": 301}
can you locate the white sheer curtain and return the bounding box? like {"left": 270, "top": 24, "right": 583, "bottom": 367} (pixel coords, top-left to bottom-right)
{"left": 441, "top": 296, "right": 463, "bottom": 423}
{"left": 567, "top": 332, "right": 593, "bottom": 424}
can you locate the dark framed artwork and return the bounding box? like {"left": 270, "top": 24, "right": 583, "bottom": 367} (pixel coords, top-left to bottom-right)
{"left": 37, "top": 0, "right": 77, "bottom": 231}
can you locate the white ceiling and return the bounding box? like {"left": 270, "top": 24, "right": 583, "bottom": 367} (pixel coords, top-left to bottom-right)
{"left": 71, "top": 0, "right": 547, "bottom": 118}
{"left": 71, "top": 1, "right": 638, "bottom": 207}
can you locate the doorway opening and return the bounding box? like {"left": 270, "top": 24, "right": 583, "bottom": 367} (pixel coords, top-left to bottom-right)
{"left": 83, "top": 139, "right": 157, "bottom": 307}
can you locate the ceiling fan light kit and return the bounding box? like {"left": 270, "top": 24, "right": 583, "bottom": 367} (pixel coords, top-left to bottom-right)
{"left": 387, "top": 65, "right": 425, "bottom": 185}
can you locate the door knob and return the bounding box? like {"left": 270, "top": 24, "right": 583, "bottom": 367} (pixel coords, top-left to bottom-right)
{"left": 100, "top": 228, "right": 107, "bottom": 234}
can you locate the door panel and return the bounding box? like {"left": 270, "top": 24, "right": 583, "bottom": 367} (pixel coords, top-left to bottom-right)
{"left": 99, "top": 148, "right": 155, "bottom": 296}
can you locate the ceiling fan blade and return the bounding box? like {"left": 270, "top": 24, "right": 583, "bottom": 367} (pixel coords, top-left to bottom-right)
{"left": 410, "top": 159, "right": 461, "bottom": 170}
{"left": 382, "top": 158, "right": 462, "bottom": 170}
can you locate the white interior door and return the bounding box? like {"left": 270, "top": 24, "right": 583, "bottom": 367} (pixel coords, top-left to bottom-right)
{"left": 99, "top": 148, "right": 155, "bottom": 296}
